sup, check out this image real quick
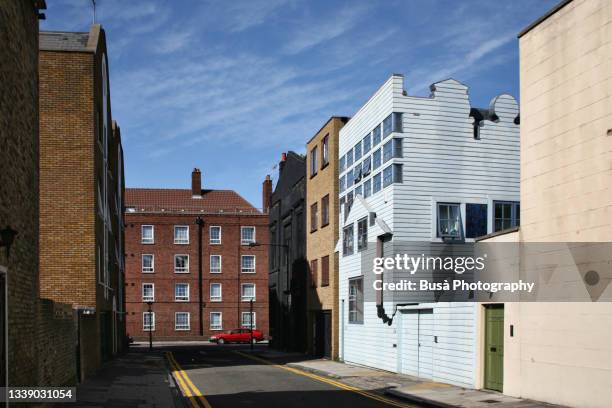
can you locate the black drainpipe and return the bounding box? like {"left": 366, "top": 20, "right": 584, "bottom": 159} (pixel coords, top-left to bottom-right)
{"left": 196, "top": 217, "right": 204, "bottom": 336}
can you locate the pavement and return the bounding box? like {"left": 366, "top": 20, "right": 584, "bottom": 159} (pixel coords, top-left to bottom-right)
{"left": 54, "top": 348, "right": 179, "bottom": 408}
{"left": 284, "top": 358, "right": 564, "bottom": 408}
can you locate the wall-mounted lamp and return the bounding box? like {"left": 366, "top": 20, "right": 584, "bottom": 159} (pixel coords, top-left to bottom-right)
{"left": 0, "top": 226, "right": 18, "bottom": 259}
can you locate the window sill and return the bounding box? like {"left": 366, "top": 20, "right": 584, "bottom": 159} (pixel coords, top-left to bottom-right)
{"left": 209, "top": 242, "right": 222, "bottom": 245}
{"left": 321, "top": 283, "right": 329, "bottom": 287}
{"left": 321, "top": 162, "right": 329, "bottom": 171}
{"left": 141, "top": 242, "right": 155, "bottom": 245}
{"left": 210, "top": 328, "right": 223, "bottom": 331}
{"left": 175, "top": 299, "right": 189, "bottom": 302}
{"left": 310, "top": 228, "right": 318, "bottom": 234}
{"left": 174, "top": 271, "right": 190, "bottom": 274}
{"left": 210, "top": 271, "right": 222, "bottom": 274}
{"left": 142, "top": 271, "right": 155, "bottom": 274}
{"left": 241, "top": 271, "right": 256, "bottom": 274}
{"left": 321, "top": 222, "right": 329, "bottom": 229}
{"left": 310, "top": 172, "right": 318, "bottom": 179}
{"left": 210, "top": 299, "right": 222, "bottom": 303}
{"left": 241, "top": 299, "right": 256, "bottom": 302}
{"left": 175, "top": 328, "right": 191, "bottom": 331}
{"left": 174, "top": 242, "right": 190, "bottom": 245}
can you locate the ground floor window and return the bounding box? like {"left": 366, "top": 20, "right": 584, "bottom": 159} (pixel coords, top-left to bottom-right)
{"left": 143, "top": 312, "right": 155, "bottom": 331}
{"left": 241, "top": 312, "right": 256, "bottom": 328}
{"left": 348, "top": 277, "right": 363, "bottom": 324}
{"left": 210, "top": 312, "right": 222, "bottom": 330}
{"left": 175, "top": 312, "right": 190, "bottom": 331}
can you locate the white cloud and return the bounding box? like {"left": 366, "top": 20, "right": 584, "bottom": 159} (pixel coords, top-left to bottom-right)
{"left": 283, "top": 4, "right": 371, "bottom": 55}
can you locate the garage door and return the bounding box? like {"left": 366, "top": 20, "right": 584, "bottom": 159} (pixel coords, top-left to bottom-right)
{"left": 399, "top": 309, "right": 434, "bottom": 379}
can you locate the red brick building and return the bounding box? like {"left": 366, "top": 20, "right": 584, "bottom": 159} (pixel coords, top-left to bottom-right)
{"left": 125, "top": 169, "right": 269, "bottom": 340}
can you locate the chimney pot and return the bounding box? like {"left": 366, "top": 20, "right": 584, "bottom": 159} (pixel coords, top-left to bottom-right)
{"left": 192, "top": 168, "right": 202, "bottom": 198}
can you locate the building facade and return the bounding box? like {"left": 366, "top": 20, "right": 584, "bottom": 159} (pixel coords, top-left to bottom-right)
{"left": 337, "top": 74, "right": 520, "bottom": 388}
{"left": 305, "top": 117, "right": 348, "bottom": 359}
{"left": 0, "top": 0, "right": 48, "bottom": 389}
{"left": 39, "top": 25, "right": 126, "bottom": 380}
{"left": 268, "top": 152, "right": 308, "bottom": 352}
{"left": 478, "top": 1, "right": 612, "bottom": 407}
{"left": 125, "top": 169, "right": 269, "bottom": 340}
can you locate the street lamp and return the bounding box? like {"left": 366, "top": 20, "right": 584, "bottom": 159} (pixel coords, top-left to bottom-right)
{"left": 0, "top": 226, "right": 18, "bottom": 259}
{"left": 146, "top": 301, "right": 153, "bottom": 351}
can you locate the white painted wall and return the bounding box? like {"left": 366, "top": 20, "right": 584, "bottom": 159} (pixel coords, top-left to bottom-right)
{"left": 338, "top": 74, "right": 520, "bottom": 388}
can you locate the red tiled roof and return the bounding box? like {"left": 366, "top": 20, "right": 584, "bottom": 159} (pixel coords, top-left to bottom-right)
{"left": 125, "top": 188, "right": 261, "bottom": 215}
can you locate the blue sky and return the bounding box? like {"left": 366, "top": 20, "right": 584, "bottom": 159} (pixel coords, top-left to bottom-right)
{"left": 41, "top": 0, "right": 557, "bottom": 209}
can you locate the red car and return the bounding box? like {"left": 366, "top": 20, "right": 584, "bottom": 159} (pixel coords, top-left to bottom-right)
{"left": 209, "top": 329, "right": 264, "bottom": 344}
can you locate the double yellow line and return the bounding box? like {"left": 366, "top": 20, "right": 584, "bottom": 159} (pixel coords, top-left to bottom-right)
{"left": 166, "top": 352, "right": 212, "bottom": 408}
{"left": 234, "top": 351, "right": 416, "bottom": 408}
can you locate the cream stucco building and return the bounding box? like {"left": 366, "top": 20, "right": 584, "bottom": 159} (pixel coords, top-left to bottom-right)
{"left": 480, "top": 1, "right": 612, "bottom": 406}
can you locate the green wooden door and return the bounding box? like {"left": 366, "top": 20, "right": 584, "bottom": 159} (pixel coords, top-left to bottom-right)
{"left": 484, "top": 305, "right": 504, "bottom": 392}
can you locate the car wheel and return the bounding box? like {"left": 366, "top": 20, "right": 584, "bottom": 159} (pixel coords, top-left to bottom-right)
{"left": 218, "top": 338, "right": 225, "bottom": 345}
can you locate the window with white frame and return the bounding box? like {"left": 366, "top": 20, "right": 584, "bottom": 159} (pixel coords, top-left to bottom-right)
{"left": 175, "top": 312, "right": 190, "bottom": 331}
{"left": 143, "top": 312, "right": 155, "bottom": 331}
{"left": 322, "top": 135, "right": 329, "bottom": 166}
{"left": 241, "top": 255, "right": 255, "bottom": 273}
{"left": 241, "top": 312, "right": 256, "bottom": 328}
{"left": 357, "top": 217, "right": 368, "bottom": 252}
{"left": 241, "top": 283, "right": 255, "bottom": 301}
{"left": 209, "top": 226, "right": 221, "bottom": 244}
{"left": 174, "top": 254, "right": 189, "bottom": 273}
{"left": 142, "top": 254, "right": 154, "bottom": 273}
{"left": 310, "top": 146, "right": 318, "bottom": 177}
{"left": 175, "top": 283, "right": 189, "bottom": 301}
{"left": 174, "top": 226, "right": 189, "bottom": 244}
{"left": 348, "top": 277, "right": 363, "bottom": 323}
{"left": 241, "top": 226, "right": 256, "bottom": 245}
{"left": 343, "top": 224, "right": 354, "bottom": 256}
{"left": 142, "top": 283, "right": 154, "bottom": 302}
{"left": 141, "top": 225, "right": 154, "bottom": 244}
{"left": 210, "top": 283, "right": 222, "bottom": 302}
{"left": 210, "top": 255, "right": 221, "bottom": 273}
{"left": 210, "top": 312, "right": 222, "bottom": 330}
{"left": 437, "top": 203, "right": 462, "bottom": 239}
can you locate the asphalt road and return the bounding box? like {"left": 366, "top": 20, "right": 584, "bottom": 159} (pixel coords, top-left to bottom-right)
{"left": 167, "top": 343, "right": 419, "bottom": 408}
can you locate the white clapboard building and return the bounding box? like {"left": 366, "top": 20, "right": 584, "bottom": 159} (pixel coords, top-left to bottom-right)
{"left": 337, "top": 74, "right": 520, "bottom": 388}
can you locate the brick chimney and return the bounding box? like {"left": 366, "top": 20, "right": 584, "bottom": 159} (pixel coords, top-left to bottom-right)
{"left": 262, "top": 175, "right": 272, "bottom": 212}
{"left": 191, "top": 168, "right": 202, "bottom": 198}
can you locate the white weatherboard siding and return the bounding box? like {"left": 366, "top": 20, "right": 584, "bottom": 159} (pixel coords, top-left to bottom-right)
{"left": 338, "top": 74, "right": 519, "bottom": 388}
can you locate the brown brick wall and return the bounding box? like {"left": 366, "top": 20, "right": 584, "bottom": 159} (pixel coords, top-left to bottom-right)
{"left": 0, "top": 0, "right": 41, "bottom": 386}
{"left": 305, "top": 117, "right": 346, "bottom": 359}
{"left": 39, "top": 50, "right": 96, "bottom": 307}
{"left": 36, "top": 300, "right": 77, "bottom": 386}
{"left": 125, "top": 212, "right": 269, "bottom": 340}
{"left": 39, "top": 26, "right": 126, "bottom": 380}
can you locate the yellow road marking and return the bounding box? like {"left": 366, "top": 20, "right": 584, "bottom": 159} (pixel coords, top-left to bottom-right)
{"left": 234, "top": 351, "right": 416, "bottom": 408}
{"left": 166, "top": 352, "right": 213, "bottom": 408}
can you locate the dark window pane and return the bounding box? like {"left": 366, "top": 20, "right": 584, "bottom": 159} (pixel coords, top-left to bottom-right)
{"left": 466, "top": 203, "right": 488, "bottom": 238}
